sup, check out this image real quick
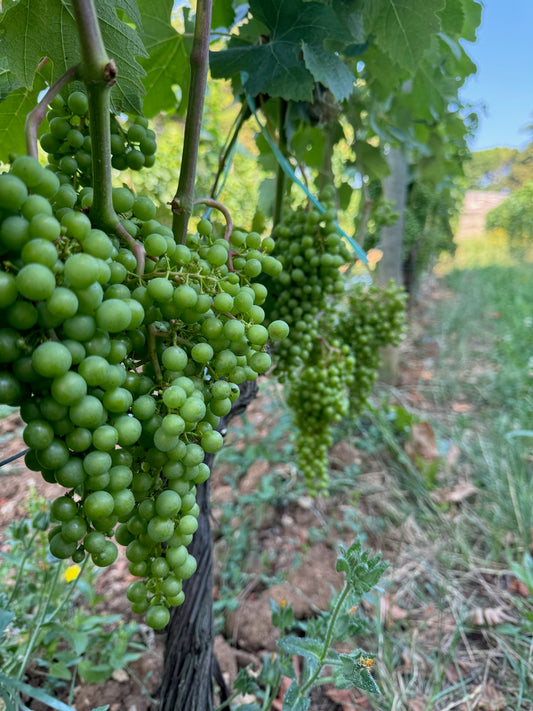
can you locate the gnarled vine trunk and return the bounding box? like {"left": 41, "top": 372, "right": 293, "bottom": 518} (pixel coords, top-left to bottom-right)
{"left": 159, "top": 381, "right": 258, "bottom": 711}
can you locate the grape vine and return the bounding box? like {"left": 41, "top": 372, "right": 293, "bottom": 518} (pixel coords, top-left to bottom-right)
{"left": 0, "top": 108, "right": 287, "bottom": 627}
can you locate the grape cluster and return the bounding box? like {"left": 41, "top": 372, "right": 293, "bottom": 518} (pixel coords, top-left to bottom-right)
{"left": 0, "top": 154, "right": 287, "bottom": 628}
{"left": 287, "top": 340, "right": 355, "bottom": 493}
{"left": 264, "top": 192, "right": 351, "bottom": 381}
{"left": 39, "top": 89, "right": 156, "bottom": 190}
{"left": 264, "top": 192, "right": 407, "bottom": 494}
{"left": 338, "top": 281, "right": 407, "bottom": 413}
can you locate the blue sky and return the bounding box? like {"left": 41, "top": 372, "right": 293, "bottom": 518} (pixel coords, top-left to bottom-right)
{"left": 461, "top": 0, "right": 533, "bottom": 151}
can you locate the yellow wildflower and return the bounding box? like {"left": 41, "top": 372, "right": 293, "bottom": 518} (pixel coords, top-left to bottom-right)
{"left": 64, "top": 564, "right": 81, "bottom": 583}
{"left": 359, "top": 657, "right": 374, "bottom": 669}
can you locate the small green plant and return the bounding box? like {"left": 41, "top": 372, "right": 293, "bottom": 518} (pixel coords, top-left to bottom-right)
{"left": 217, "top": 540, "right": 387, "bottom": 711}
{"left": 0, "top": 495, "right": 146, "bottom": 711}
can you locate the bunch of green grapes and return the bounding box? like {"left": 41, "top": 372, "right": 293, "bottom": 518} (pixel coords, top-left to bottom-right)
{"left": 0, "top": 154, "right": 288, "bottom": 629}
{"left": 337, "top": 281, "right": 407, "bottom": 414}
{"left": 39, "top": 89, "right": 156, "bottom": 189}
{"left": 264, "top": 190, "right": 352, "bottom": 381}
{"left": 287, "top": 338, "right": 355, "bottom": 494}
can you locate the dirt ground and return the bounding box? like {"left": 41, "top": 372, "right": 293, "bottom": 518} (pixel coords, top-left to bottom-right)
{"left": 0, "top": 190, "right": 515, "bottom": 711}
{"left": 0, "top": 309, "right": 442, "bottom": 711}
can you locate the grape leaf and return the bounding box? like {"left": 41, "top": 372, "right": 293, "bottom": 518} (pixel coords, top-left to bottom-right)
{"left": 460, "top": 0, "right": 482, "bottom": 41}
{"left": 0, "top": 57, "right": 21, "bottom": 102}
{"left": 363, "top": 0, "right": 446, "bottom": 73}
{"left": 438, "top": 0, "right": 465, "bottom": 35}
{"left": 301, "top": 43, "right": 354, "bottom": 102}
{"left": 136, "top": 0, "right": 189, "bottom": 117}
{"left": 210, "top": 0, "right": 353, "bottom": 102}
{"left": 0, "top": 70, "right": 47, "bottom": 162}
{"left": 212, "top": 0, "right": 235, "bottom": 30}
{"left": 0, "top": 0, "right": 147, "bottom": 114}
{"left": 332, "top": 0, "right": 366, "bottom": 43}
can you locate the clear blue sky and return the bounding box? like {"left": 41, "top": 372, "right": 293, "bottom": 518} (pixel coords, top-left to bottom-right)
{"left": 461, "top": 0, "right": 533, "bottom": 151}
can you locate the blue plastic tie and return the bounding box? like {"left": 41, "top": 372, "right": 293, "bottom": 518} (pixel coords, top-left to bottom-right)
{"left": 245, "top": 93, "right": 369, "bottom": 265}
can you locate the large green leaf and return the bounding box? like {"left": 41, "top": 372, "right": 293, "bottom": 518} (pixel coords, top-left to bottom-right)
{"left": 136, "top": 0, "right": 189, "bottom": 117}
{"left": 0, "top": 0, "right": 147, "bottom": 114}
{"left": 301, "top": 42, "right": 354, "bottom": 102}
{"left": 210, "top": 0, "right": 353, "bottom": 102}
{"left": 0, "top": 70, "right": 47, "bottom": 162}
{"left": 363, "top": 0, "right": 445, "bottom": 73}
{"left": 212, "top": 0, "right": 236, "bottom": 30}
{"left": 438, "top": 0, "right": 465, "bottom": 35}
{"left": 460, "top": 0, "right": 482, "bottom": 41}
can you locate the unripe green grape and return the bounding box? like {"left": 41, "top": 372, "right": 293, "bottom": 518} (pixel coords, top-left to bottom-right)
{"left": 145, "top": 605, "right": 170, "bottom": 630}
{"left": 201, "top": 430, "right": 223, "bottom": 454}
{"left": 147, "top": 516, "right": 174, "bottom": 542}
{"left": 126, "top": 149, "right": 145, "bottom": 170}
{"left": 112, "top": 489, "right": 135, "bottom": 519}
{"left": 21, "top": 237, "right": 58, "bottom": 268}
{"left": 114, "top": 415, "right": 142, "bottom": 446}
{"left": 49, "top": 532, "right": 77, "bottom": 559}
{"left": 145, "top": 232, "right": 167, "bottom": 257}
{"left": 92, "top": 540, "right": 118, "bottom": 567}
{"left": 147, "top": 277, "right": 173, "bottom": 303}
{"left": 51, "top": 371, "right": 87, "bottom": 405}
{"left": 16, "top": 263, "right": 56, "bottom": 301}
{"left": 32, "top": 341, "right": 72, "bottom": 378}
{"left": 0, "top": 173, "right": 28, "bottom": 209}
{"left": 191, "top": 342, "right": 213, "bottom": 363}
{"left": 174, "top": 553, "right": 197, "bottom": 580}
{"left": 155, "top": 490, "right": 182, "bottom": 518}
{"left": 11, "top": 155, "right": 45, "bottom": 188}
{"left": 64, "top": 253, "right": 101, "bottom": 289}
{"left": 173, "top": 284, "right": 198, "bottom": 310}
{"left": 179, "top": 397, "right": 206, "bottom": 424}
{"left": 61, "top": 516, "right": 87, "bottom": 542}
{"left": 132, "top": 196, "right": 156, "bottom": 221}
{"left": 69, "top": 395, "right": 106, "bottom": 429}
{"left": 67, "top": 90, "right": 89, "bottom": 115}
{"left": 84, "top": 490, "right": 115, "bottom": 520}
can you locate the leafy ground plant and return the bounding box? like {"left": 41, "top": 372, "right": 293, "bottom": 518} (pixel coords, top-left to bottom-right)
{"left": 0, "top": 494, "right": 146, "bottom": 711}
{"left": 217, "top": 541, "right": 387, "bottom": 711}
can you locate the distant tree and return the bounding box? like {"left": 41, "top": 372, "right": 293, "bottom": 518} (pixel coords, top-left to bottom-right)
{"left": 486, "top": 181, "right": 533, "bottom": 242}
{"left": 465, "top": 143, "right": 533, "bottom": 192}
{"left": 464, "top": 147, "right": 519, "bottom": 190}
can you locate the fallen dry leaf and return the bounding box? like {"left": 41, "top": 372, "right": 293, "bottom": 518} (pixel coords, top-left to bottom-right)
{"left": 445, "top": 442, "right": 461, "bottom": 469}
{"left": 380, "top": 592, "right": 409, "bottom": 627}
{"left": 477, "top": 679, "right": 507, "bottom": 710}
{"left": 420, "top": 370, "right": 433, "bottom": 381}
{"left": 431, "top": 481, "right": 478, "bottom": 504}
{"left": 325, "top": 687, "right": 370, "bottom": 711}
{"left": 405, "top": 421, "right": 438, "bottom": 462}
{"left": 407, "top": 697, "right": 427, "bottom": 711}
{"left": 508, "top": 577, "right": 530, "bottom": 598}
{"left": 452, "top": 401, "right": 473, "bottom": 413}
{"left": 272, "top": 676, "right": 292, "bottom": 711}
{"left": 468, "top": 605, "right": 514, "bottom": 627}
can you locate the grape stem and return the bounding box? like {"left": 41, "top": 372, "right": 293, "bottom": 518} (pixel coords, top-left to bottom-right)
{"left": 193, "top": 197, "right": 234, "bottom": 270}
{"left": 71, "top": 0, "right": 118, "bottom": 232}
{"left": 209, "top": 103, "right": 251, "bottom": 200}
{"left": 171, "top": 0, "right": 213, "bottom": 244}
{"left": 115, "top": 221, "right": 146, "bottom": 276}
{"left": 25, "top": 65, "right": 79, "bottom": 159}
{"left": 147, "top": 325, "right": 163, "bottom": 383}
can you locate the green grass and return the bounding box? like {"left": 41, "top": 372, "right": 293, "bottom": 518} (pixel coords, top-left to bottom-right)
{"left": 355, "top": 248, "right": 533, "bottom": 709}
{"left": 211, "top": 240, "right": 533, "bottom": 709}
